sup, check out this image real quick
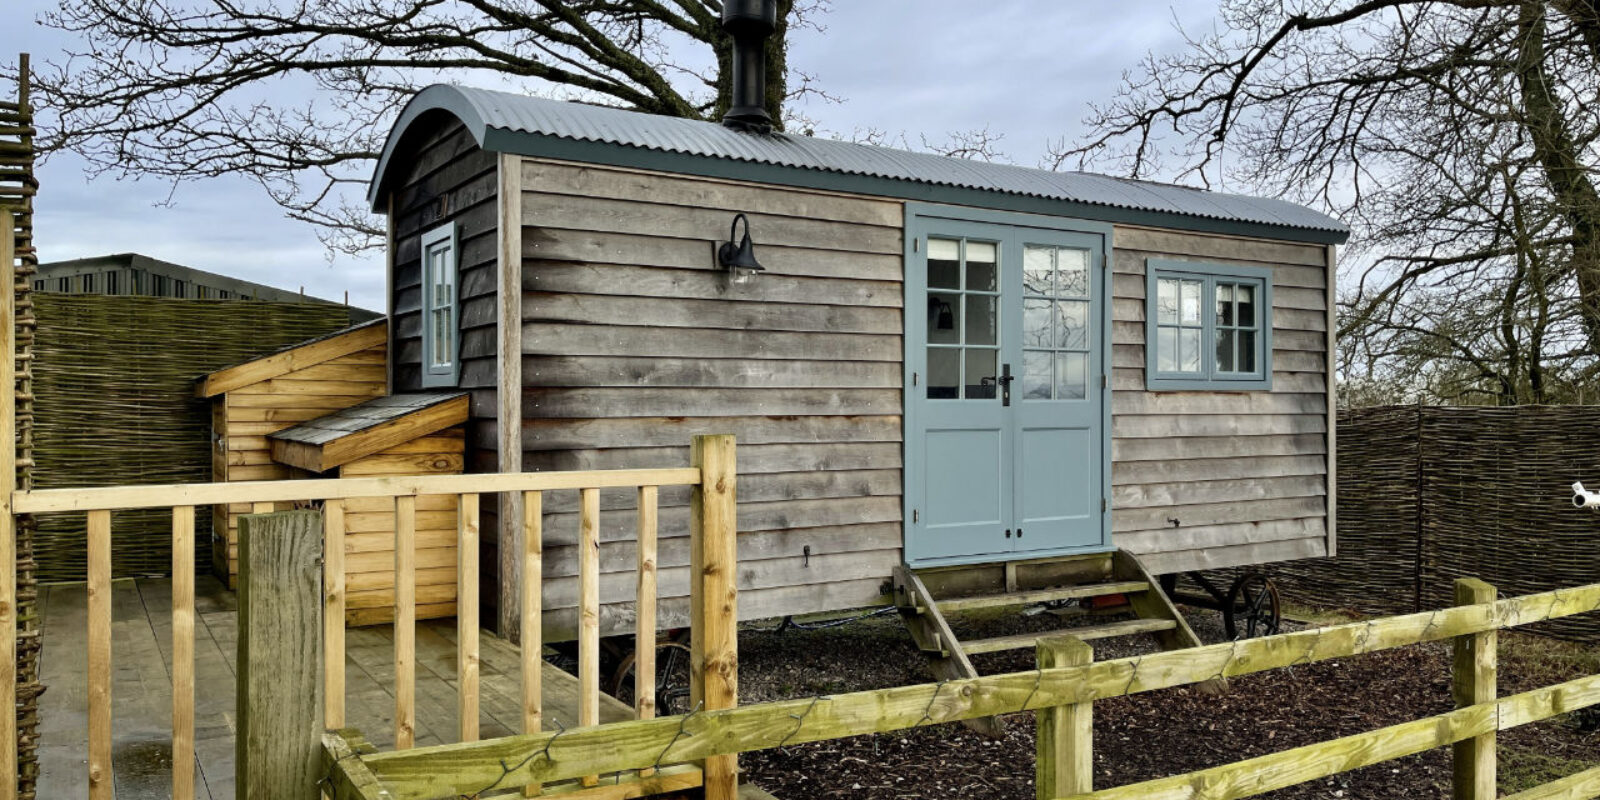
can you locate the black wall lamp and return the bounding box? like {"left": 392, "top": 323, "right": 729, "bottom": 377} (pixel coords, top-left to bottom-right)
{"left": 929, "top": 296, "right": 954, "bottom": 330}
{"left": 718, "top": 213, "right": 765, "bottom": 284}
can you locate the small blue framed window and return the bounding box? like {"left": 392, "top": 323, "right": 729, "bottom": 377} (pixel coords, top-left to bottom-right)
{"left": 1145, "top": 259, "right": 1272, "bottom": 391}
{"left": 420, "top": 222, "right": 460, "bottom": 388}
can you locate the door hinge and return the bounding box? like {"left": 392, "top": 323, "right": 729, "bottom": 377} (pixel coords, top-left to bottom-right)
{"left": 1102, "top": 374, "right": 1108, "bottom": 389}
{"left": 913, "top": 508, "right": 919, "bottom": 524}
{"left": 913, "top": 371, "right": 919, "bottom": 386}
{"left": 1102, "top": 498, "right": 1108, "bottom": 512}
{"left": 914, "top": 238, "right": 920, "bottom": 253}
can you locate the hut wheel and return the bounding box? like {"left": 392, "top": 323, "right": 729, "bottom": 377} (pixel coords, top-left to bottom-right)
{"left": 611, "top": 632, "right": 695, "bottom": 716}
{"left": 1223, "top": 573, "right": 1282, "bottom": 640}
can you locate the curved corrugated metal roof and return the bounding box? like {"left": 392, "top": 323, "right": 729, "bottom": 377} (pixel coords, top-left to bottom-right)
{"left": 369, "top": 84, "right": 1349, "bottom": 242}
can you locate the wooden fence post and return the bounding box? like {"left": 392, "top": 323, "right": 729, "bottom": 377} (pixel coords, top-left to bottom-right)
{"left": 690, "top": 435, "right": 737, "bottom": 800}
{"left": 1037, "top": 635, "right": 1093, "bottom": 799}
{"left": 1452, "top": 577, "right": 1496, "bottom": 800}
{"left": 0, "top": 210, "right": 15, "bottom": 800}
{"left": 237, "top": 511, "right": 324, "bottom": 800}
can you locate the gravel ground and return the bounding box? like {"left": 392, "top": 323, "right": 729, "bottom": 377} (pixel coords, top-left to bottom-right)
{"left": 732, "top": 603, "right": 1600, "bottom": 799}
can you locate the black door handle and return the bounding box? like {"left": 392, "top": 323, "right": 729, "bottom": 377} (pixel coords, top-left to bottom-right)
{"left": 999, "top": 363, "right": 1013, "bottom": 406}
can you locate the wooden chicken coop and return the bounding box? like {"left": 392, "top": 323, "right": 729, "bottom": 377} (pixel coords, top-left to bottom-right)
{"left": 197, "top": 319, "right": 470, "bottom": 624}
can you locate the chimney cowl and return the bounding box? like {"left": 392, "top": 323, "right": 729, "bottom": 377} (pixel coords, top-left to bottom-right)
{"left": 720, "top": 0, "right": 778, "bottom": 134}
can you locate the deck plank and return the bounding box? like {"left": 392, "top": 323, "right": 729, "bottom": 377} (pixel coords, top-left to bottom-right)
{"left": 36, "top": 577, "right": 639, "bottom": 796}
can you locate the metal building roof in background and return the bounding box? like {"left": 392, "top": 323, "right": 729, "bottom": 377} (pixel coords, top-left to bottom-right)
{"left": 370, "top": 84, "right": 1350, "bottom": 244}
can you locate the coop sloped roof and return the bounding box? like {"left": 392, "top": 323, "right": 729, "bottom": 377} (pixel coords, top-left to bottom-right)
{"left": 369, "top": 84, "right": 1349, "bottom": 245}
{"left": 268, "top": 392, "right": 469, "bottom": 472}
{"left": 196, "top": 317, "right": 387, "bottom": 398}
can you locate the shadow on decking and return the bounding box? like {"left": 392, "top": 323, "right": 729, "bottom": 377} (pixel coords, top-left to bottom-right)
{"left": 35, "top": 576, "right": 630, "bottom": 800}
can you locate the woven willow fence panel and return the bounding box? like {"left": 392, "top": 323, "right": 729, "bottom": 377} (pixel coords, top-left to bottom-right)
{"left": 1252, "top": 405, "right": 1600, "bottom": 640}
{"left": 33, "top": 294, "right": 359, "bottom": 581}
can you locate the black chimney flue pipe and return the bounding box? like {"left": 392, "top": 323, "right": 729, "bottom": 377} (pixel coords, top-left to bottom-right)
{"left": 721, "top": 0, "right": 778, "bottom": 133}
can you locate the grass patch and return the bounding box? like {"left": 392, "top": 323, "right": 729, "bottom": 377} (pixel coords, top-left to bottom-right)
{"left": 1499, "top": 742, "right": 1600, "bottom": 795}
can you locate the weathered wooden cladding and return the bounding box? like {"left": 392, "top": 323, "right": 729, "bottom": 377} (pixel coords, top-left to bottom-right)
{"left": 389, "top": 121, "right": 499, "bottom": 398}
{"left": 1107, "top": 227, "right": 1332, "bottom": 569}
{"left": 512, "top": 158, "right": 904, "bottom": 638}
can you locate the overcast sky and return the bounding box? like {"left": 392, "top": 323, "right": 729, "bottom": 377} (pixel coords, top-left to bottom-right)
{"left": 1, "top": 2, "right": 1216, "bottom": 311}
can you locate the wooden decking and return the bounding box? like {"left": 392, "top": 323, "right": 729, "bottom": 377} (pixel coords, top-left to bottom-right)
{"left": 35, "top": 576, "right": 632, "bottom": 799}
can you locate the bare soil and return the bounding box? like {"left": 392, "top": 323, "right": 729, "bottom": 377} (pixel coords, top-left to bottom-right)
{"left": 734, "top": 604, "right": 1600, "bottom": 799}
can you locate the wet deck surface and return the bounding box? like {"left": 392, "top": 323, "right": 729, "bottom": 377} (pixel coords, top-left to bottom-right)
{"left": 35, "top": 576, "right": 631, "bottom": 799}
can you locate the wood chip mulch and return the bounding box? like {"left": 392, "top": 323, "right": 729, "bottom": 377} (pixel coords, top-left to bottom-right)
{"left": 735, "top": 607, "right": 1600, "bottom": 799}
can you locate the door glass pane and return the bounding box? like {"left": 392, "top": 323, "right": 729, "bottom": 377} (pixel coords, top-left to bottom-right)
{"left": 1239, "top": 330, "right": 1257, "bottom": 373}
{"left": 927, "top": 348, "right": 959, "bottom": 399}
{"left": 929, "top": 293, "right": 960, "bottom": 344}
{"left": 1058, "top": 249, "right": 1089, "bottom": 297}
{"left": 1180, "top": 280, "right": 1202, "bottom": 324}
{"left": 1056, "top": 352, "right": 1087, "bottom": 400}
{"left": 965, "top": 295, "right": 998, "bottom": 346}
{"left": 1217, "top": 283, "right": 1234, "bottom": 326}
{"left": 1156, "top": 279, "right": 1179, "bottom": 324}
{"left": 966, "top": 241, "right": 998, "bottom": 291}
{"left": 928, "top": 239, "right": 960, "bottom": 289}
{"left": 431, "top": 310, "right": 450, "bottom": 366}
{"left": 1023, "top": 350, "right": 1053, "bottom": 400}
{"left": 1179, "top": 328, "right": 1202, "bottom": 373}
{"left": 1023, "top": 298, "right": 1052, "bottom": 348}
{"left": 1156, "top": 326, "right": 1178, "bottom": 372}
{"left": 965, "top": 349, "right": 998, "bottom": 399}
{"left": 1057, "top": 300, "right": 1089, "bottom": 350}
{"left": 1024, "top": 245, "right": 1053, "bottom": 295}
{"left": 1216, "top": 329, "right": 1235, "bottom": 372}
{"left": 1236, "top": 284, "right": 1256, "bottom": 327}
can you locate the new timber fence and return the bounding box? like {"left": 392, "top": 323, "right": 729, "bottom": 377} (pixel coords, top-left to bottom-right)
{"left": 326, "top": 577, "right": 1600, "bottom": 800}
{"left": 0, "top": 434, "right": 739, "bottom": 800}
{"left": 1255, "top": 404, "right": 1600, "bottom": 640}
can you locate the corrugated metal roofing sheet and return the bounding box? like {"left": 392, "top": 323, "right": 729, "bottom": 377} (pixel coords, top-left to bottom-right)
{"left": 372, "top": 84, "right": 1349, "bottom": 238}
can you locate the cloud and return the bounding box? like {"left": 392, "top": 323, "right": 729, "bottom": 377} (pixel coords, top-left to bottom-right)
{"left": 2, "top": 0, "right": 1214, "bottom": 314}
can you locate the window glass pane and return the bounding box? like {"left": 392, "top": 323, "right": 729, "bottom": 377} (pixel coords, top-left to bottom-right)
{"left": 1023, "top": 350, "right": 1053, "bottom": 400}
{"left": 1023, "top": 298, "right": 1052, "bottom": 349}
{"left": 1179, "top": 328, "right": 1202, "bottom": 373}
{"left": 966, "top": 349, "right": 998, "bottom": 399}
{"left": 1056, "top": 352, "right": 1087, "bottom": 400}
{"left": 1057, "top": 300, "right": 1089, "bottom": 350}
{"left": 965, "top": 242, "right": 997, "bottom": 292}
{"left": 1216, "top": 329, "right": 1235, "bottom": 373}
{"left": 1239, "top": 330, "right": 1257, "bottom": 373}
{"left": 1217, "top": 283, "right": 1234, "bottom": 327}
{"left": 1180, "top": 280, "right": 1202, "bottom": 324}
{"left": 965, "top": 295, "right": 997, "bottom": 346}
{"left": 927, "top": 348, "right": 959, "bottom": 399}
{"left": 1156, "top": 279, "right": 1179, "bottom": 324}
{"left": 1156, "top": 326, "right": 1179, "bottom": 373}
{"left": 1024, "top": 245, "right": 1053, "bottom": 295}
{"left": 966, "top": 241, "right": 997, "bottom": 266}
{"left": 928, "top": 293, "right": 960, "bottom": 344}
{"left": 432, "top": 310, "right": 451, "bottom": 367}
{"left": 928, "top": 239, "right": 960, "bottom": 289}
{"left": 1058, "top": 249, "right": 1089, "bottom": 297}
{"left": 1237, "top": 284, "right": 1256, "bottom": 327}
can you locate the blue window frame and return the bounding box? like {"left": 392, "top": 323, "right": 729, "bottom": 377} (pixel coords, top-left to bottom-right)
{"left": 420, "top": 222, "right": 460, "bottom": 388}
{"left": 1145, "top": 259, "right": 1273, "bottom": 391}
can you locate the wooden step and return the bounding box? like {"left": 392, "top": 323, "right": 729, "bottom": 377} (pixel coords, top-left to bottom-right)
{"left": 962, "top": 618, "right": 1178, "bottom": 655}
{"left": 935, "top": 580, "right": 1149, "bottom": 614}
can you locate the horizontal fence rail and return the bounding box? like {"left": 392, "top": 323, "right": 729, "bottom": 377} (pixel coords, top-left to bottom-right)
{"left": 10, "top": 467, "right": 703, "bottom": 513}
{"left": 329, "top": 580, "right": 1600, "bottom": 800}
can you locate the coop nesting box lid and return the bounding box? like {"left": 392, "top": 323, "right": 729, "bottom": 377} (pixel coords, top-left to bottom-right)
{"left": 268, "top": 392, "right": 469, "bottom": 472}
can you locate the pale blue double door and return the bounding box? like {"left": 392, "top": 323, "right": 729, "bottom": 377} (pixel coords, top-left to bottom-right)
{"left": 905, "top": 209, "right": 1110, "bottom": 567}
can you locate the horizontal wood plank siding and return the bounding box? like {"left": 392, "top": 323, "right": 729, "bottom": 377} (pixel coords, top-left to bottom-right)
{"left": 386, "top": 120, "right": 500, "bottom": 618}
{"left": 1108, "top": 225, "right": 1332, "bottom": 570}
{"left": 517, "top": 159, "right": 903, "bottom": 637}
